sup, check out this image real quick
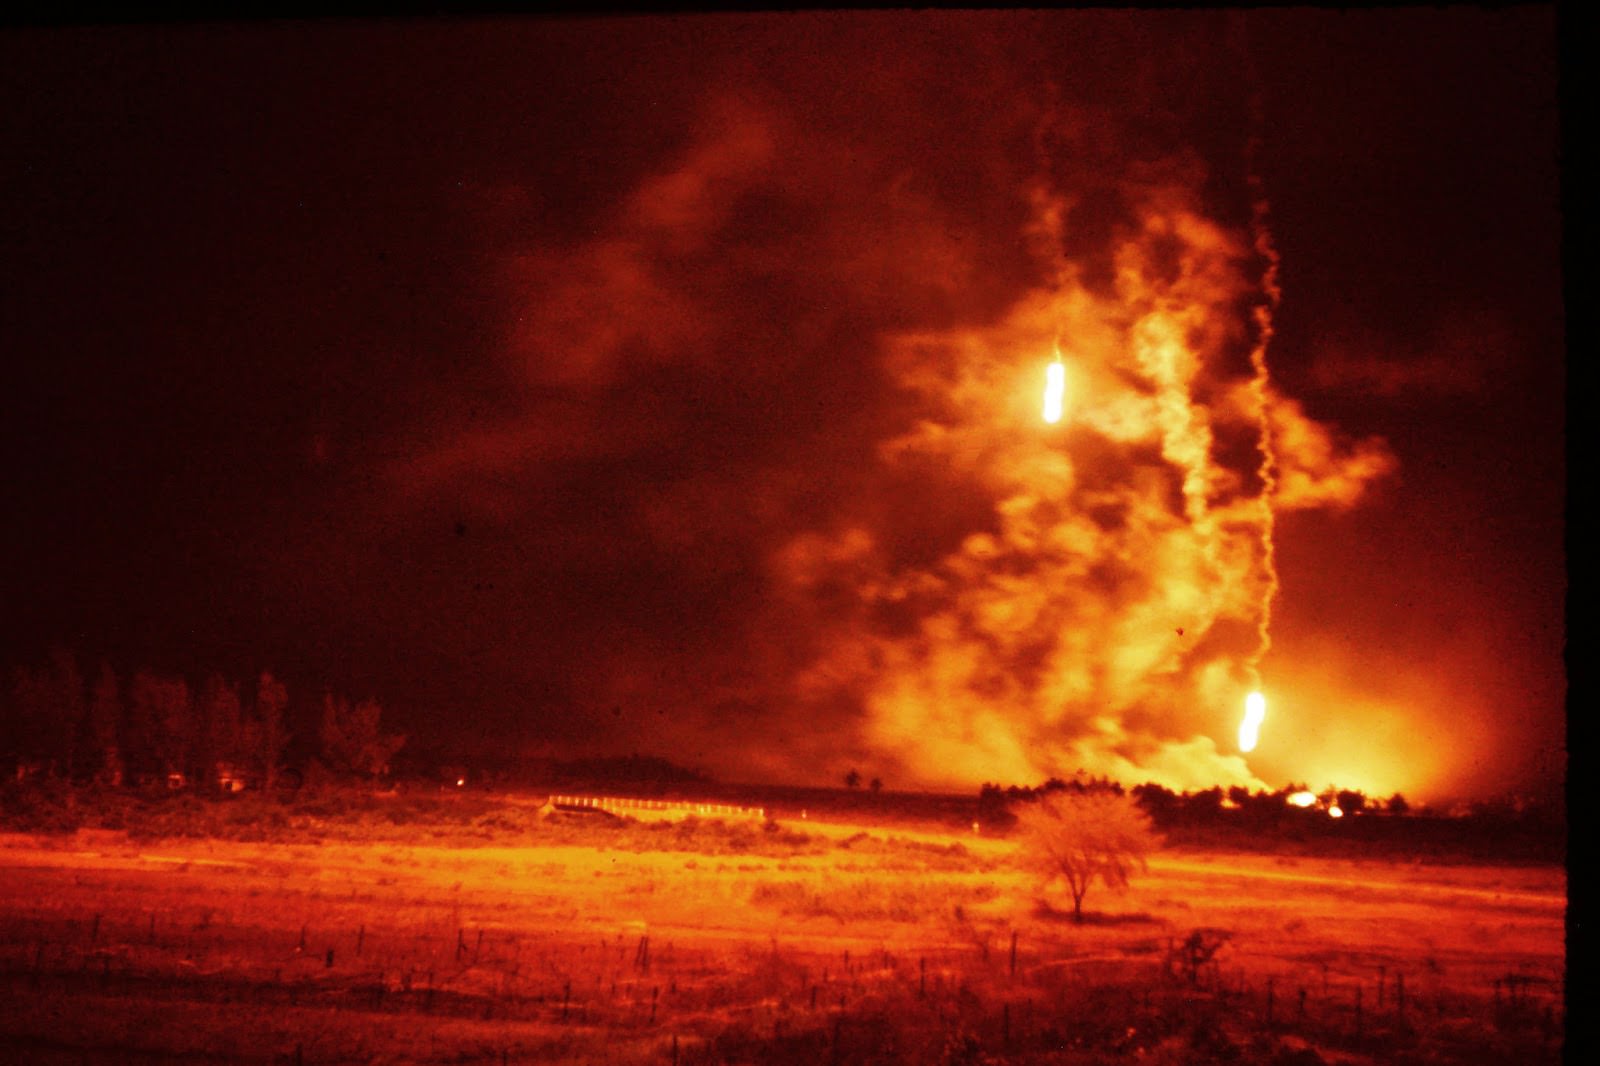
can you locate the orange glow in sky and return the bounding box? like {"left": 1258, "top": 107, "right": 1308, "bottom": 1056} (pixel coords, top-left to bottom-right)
{"left": 0, "top": 13, "right": 1565, "bottom": 810}
{"left": 767, "top": 166, "right": 1405, "bottom": 797}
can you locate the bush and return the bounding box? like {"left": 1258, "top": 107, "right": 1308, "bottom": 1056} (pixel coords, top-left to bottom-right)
{"left": 0, "top": 779, "right": 83, "bottom": 833}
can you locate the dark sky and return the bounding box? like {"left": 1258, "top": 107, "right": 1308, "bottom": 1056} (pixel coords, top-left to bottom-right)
{"left": 1, "top": 11, "right": 1563, "bottom": 802}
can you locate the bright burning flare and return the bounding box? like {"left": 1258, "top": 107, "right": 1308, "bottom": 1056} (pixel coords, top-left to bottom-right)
{"left": 1042, "top": 354, "right": 1065, "bottom": 424}
{"left": 1327, "top": 804, "right": 1344, "bottom": 819}
{"left": 1287, "top": 790, "right": 1316, "bottom": 808}
{"left": 1238, "top": 690, "right": 1266, "bottom": 752}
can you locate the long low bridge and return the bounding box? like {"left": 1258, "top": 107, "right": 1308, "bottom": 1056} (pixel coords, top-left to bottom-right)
{"left": 547, "top": 794, "right": 767, "bottom": 821}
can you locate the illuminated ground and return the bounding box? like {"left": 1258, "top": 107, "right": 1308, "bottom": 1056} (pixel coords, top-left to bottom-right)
{"left": 0, "top": 796, "right": 1565, "bottom": 1064}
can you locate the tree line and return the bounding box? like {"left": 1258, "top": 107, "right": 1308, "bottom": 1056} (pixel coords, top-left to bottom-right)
{"left": 977, "top": 776, "right": 1411, "bottom": 830}
{"left": 2, "top": 649, "right": 405, "bottom": 790}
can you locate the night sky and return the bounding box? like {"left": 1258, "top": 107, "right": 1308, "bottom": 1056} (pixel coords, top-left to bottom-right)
{"left": 1, "top": 11, "right": 1564, "bottom": 802}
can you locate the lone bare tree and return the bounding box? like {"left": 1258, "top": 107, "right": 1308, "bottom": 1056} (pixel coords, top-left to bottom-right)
{"left": 1013, "top": 789, "right": 1160, "bottom": 922}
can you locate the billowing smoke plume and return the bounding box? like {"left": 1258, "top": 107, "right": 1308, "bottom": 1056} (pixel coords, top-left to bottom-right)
{"left": 768, "top": 158, "right": 1390, "bottom": 791}
{"left": 398, "top": 23, "right": 1397, "bottom": 791}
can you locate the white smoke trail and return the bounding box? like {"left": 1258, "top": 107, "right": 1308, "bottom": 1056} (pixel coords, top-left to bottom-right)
{"left": 1240, "top": 18, "right": 1282, "bottom": 702}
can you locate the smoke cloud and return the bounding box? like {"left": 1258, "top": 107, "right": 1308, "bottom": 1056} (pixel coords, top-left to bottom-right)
{"left": 396, "top": 21, "right": 1398, "bottom": 792}
{"left": 762, "top": 164, "right": 1392, "bottom": 791}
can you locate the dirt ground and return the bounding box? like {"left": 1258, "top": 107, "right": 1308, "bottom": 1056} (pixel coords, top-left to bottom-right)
{"left": 0, "top": 800, "right": 1566, "bottom": 1064}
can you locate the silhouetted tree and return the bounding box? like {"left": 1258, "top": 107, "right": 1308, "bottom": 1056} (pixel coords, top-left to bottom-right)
{"left": 254, "top": 672, "right": 290, "bottom": 792}
{"left": 140, "top": 672, "right": 193, "bottom": 781}
{"left": 869, "top": 776, "right": 883, "bottom": 794}
{"left": 123, "top": 670, "right": 160, "bottom": 778}
{"left": 978, "top": 783, "right": 1015, "bottom": 828}
{"left": 844, "top": 768, "right": 861, "bottom": 790}
{"left": 1131, "top": 782, "right": 1179, "bottom": 826}
{"left": 1386, "top": 792, "right": 1410, "bottom": 816}
{"left": 7, "top": 666, "right": 51, "bottom": 775}
{"left": 196, "top": 674, "right": 244, "bottom": 791}
{"left": 1236, "top": 787, "right": 1284, "bottom": 824}
{"left": 50, "top": 649, "right": 86, "bottom": 776}
{"left": 124, "top": 671, "right": 195, "bottom": 782}
{"left": 1336, "top": 789, "right": 1367, "bottom": 815}
{"left": 319, "top": 693, "right": 406, "bottom": 782}
{"left": 88, "top": 662, "right": 123, "bottom": 785}
{"left": 6, "top": 650, "right": 85, "bottom": 776}
{"left": 1184, "top": 786, "right": 1224, "bottom": 821}
{"left": 1014, "top": 790, "right": 1160, "bottom": 922}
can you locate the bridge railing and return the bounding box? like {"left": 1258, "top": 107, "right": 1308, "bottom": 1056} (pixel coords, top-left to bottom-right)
{"left": 548, "top": 794, "right": 767, "bottom": 821}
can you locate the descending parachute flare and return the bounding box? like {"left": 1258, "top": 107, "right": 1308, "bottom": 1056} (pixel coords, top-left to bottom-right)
{"left": 1238, "top": 690, "right": 1266, "bottom": 752}
{"left": 1042, "top": 355, "right": 1066, "bottom": 424}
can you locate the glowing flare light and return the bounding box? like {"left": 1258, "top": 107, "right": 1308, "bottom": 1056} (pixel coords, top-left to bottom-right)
{"left": 1042, "top": 355, "right": 1066, "bottom": 424}
{"left": 1238, "top": 690, "right": 1266, "bottom": 752}
{"left": 1286, "top": 790, "right": 1317, "bottom": 808}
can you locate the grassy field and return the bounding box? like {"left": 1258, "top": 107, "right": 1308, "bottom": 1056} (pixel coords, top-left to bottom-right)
{"left": 0, "top": 788, "right": 1566, "bottom": 1064}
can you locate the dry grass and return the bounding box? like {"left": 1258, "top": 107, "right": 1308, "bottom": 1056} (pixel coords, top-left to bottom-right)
{"left": 0, "top": 787, "right": 1566, "bottom": 1064}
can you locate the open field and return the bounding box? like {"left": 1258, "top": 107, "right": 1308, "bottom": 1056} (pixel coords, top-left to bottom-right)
{"left": 0, "top": 792, "right": 1566, "bottom": 1064}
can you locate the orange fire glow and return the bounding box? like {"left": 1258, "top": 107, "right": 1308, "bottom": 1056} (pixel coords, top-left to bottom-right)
{"left": 766, "top": 124, "right": 1396, "bottom": 794}
{"left": 1286, "top": 790, "right": 1316, "bottom": 808}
